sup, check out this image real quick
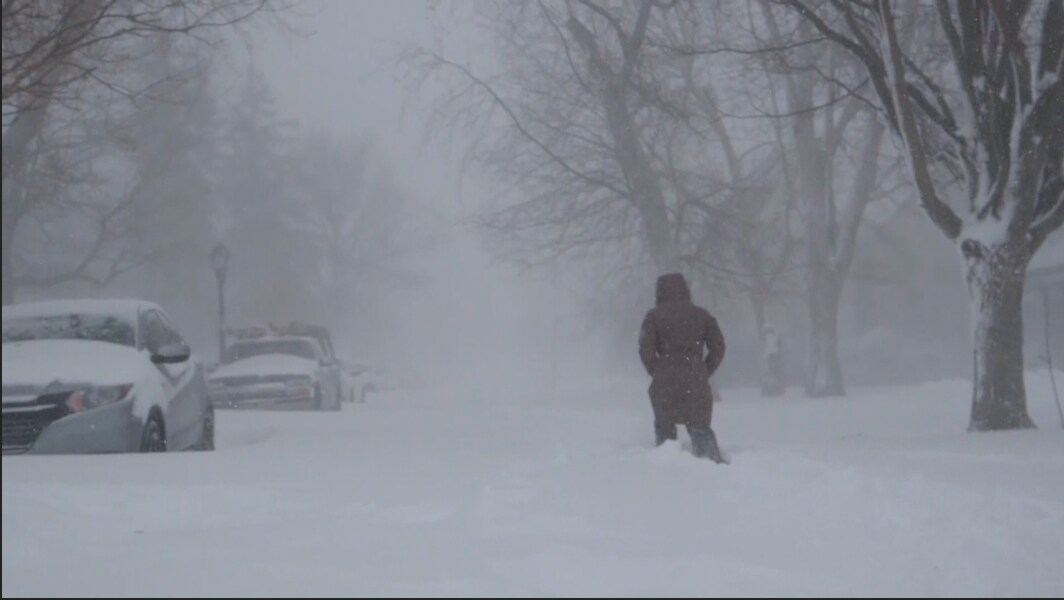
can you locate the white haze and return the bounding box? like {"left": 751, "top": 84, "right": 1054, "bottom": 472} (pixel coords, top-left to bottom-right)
{"left": 247, "top": 2, "right": 617, "bottom": 394}
{"left": 7, "top": 1, "right": 1058, "bottom": 398}
{"left": 245, "top": 2, "right": 998, "bottom": 396}
{"left": 4, "top": 1, "right": 1064, "bottom": 596}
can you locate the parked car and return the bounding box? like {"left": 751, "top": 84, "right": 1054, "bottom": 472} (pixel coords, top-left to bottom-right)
{"left": 208, "top": 323, "right": 343, "bottom": 411}
{"left": 1, "top": 299, "right": 213, "bottom": 454}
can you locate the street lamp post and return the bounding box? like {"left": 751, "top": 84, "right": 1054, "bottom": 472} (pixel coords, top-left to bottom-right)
{"left": 211, "top": 243, "right": 230, "bottom": 363}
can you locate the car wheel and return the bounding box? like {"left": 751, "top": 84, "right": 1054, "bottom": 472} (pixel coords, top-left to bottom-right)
{"left": 139, "top": 411, "right": 167, "bottom": 453}
{"left": 196, "top": 407, "right": 215, "bottom": 451}
{"left": 313, "top": 385, "right": 323, "bottom": 411}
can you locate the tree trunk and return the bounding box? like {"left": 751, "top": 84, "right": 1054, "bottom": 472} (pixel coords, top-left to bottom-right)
{"left": 749, "top": 292, "right": 767, "bottom": 341}
{"left": 806, "top": 277, "right": 845, "bottom": 397}
{"left": 600, "top": 89, "right": 678, "bottom": 274}
{"left": 567, "top": 12, "right": 679, "bottom": 275}
{"left": 1, "top": 203, "right": 16, "bottom": 305}
{"left": 1, "top": 257, "right": 13, "bottom": 305}
{"left": 796, "top": 122, "right": 845, "bottom": 397}
{"left": 1, "top": 110, "right": 43, "bottom": 308}
{"left": 963, "top": 240, "right": 1036, "bottom": 431}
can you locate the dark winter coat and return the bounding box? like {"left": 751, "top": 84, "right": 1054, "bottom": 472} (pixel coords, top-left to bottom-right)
{"left": 638, "top": 273, "right": 726, "bottom": 429}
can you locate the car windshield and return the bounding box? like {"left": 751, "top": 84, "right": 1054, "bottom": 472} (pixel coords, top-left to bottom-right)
{"left": 225, "top": 339, "right": 317, "bottom": 363}
{"left": 1, "top": 314, "right": 136, "bottom": 347}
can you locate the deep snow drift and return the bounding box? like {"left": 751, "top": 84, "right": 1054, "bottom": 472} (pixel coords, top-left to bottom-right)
{"left": 4, "top": 373, "right": 1063, "bottom": 597}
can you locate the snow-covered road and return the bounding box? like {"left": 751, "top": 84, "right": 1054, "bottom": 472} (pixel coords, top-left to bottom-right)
{"left": 4, "top": 375, "right": 1063, "bottom": 596}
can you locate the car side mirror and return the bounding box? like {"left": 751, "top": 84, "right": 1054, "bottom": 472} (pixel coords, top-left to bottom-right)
{"left": 152, "top": 342, "right": 190, "bottom": 364}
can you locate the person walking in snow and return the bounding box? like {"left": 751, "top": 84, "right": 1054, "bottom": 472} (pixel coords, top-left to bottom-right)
{"left": 638, "top": 273, "right": 727, "bottom": 463}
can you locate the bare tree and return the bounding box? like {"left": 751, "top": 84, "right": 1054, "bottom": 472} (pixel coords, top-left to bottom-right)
{"left": 714, "top": 3, "right": 890, "bottom": 397}
{"left": 652, "top": 6, "right": 802, "bottom": 374}
{"left": 409, "top": 1, "right": 700, "bottom": 277}
{"left": 2, "top": 0, "right": 282, "bottom": 117}
{"left": 784, "top": 0, "right": 1064, "bottom": 429}
{"left": 2, "top": 0, "right": 287, "bottom": 304}
{"left": 291, "top": 131, "right": 431, "bottom": 334}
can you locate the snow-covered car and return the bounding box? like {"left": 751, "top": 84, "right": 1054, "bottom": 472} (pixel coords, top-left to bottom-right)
{"left": 1, "top": 299, "right": 213, "bottom": 454}
{"left": 208, "top": 324, "right": 343, "bottom": 411}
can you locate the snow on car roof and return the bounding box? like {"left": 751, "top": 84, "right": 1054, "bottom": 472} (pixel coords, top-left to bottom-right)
{"left": 1, "top": 298, "right": 163, "bottom": 323}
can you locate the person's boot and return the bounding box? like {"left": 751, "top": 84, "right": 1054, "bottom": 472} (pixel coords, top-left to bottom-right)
{"left": 654, "top": 421, "right": 678, "bottom": 447}
{"left": 689, "top": 427, "right": 726, "bottom": 463}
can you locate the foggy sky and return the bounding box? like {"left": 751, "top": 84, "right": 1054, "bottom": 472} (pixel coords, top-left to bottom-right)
{"left": 236, "top": 1, "right": 1061, "bottom": 393}
{"left": 247, "top": 2, "right": 600, "bottom": 390}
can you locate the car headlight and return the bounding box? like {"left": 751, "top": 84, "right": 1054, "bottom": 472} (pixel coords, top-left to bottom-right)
{"left": 65, "top": 384, "right": 133, "bottom": 413}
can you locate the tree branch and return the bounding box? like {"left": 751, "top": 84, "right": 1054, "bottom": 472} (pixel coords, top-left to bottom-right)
{"left": 877, "top": 0, "right": 962, "bottom": 240}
